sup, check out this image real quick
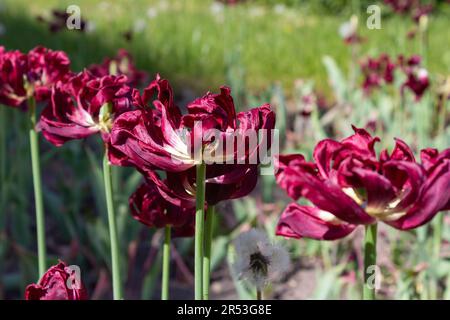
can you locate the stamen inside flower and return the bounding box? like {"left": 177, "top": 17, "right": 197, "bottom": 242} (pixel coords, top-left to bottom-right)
{"left": 97, "top": 103, "right": 114, "bottom": 132}
{"left": 343, "top": 187, "right": 407, "bottom": 221}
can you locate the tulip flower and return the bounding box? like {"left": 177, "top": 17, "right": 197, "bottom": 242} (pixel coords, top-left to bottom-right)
{"left": 88, "top": 49, "right": 148, "bottom": 87}
{"left": 129, "top": 181, "right": 195, "bottom": 238}
{"left": 141, "top": 164, "right": 259, "bottom": 209}
{"left": 275, "top": 126, "right": 450, "bottom": 299}
{"left": 398, "top": 55, "right": 429, "bottom": 100}
{"left": 111, "top": 75, "right": 275, "bottom": 299}
{"left": 38, "top": 71, "right": 134, "bottom": 165}
{"left": 360, "top": 54, "right": 396, "bottom": 93}
{"left": 0, "top": 46, "right": 71, "bottom": 108}
{"left": 129, "top": 181, "right": 195, "bottom": 300}
{"left": 39, "top": 71, "right": 134, "bottom": 300}
{"left": 25, "top": 261, "right": 88, "bottom": 300}
{"left": 0, "top": 46, "right": 71, "bottom": 278}
{"left": 111, "top": 75, "right": 274, "bottom": 173}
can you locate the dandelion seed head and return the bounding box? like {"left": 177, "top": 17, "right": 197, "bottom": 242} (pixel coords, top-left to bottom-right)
{"left": 233, "top": 229, "right": 290, "bottom": 290}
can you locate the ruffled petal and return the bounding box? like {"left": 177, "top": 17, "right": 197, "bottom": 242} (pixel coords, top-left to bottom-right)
{"left": 276, "top": 203, "right": 356, "bottom": 240}
{"left": 388, "top": 159, "right": 450, "bottom": 230}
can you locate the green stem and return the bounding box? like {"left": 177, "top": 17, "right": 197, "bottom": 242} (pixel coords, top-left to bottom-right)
{"left": 433, "top": 213, "right": 444, "bottom": 261}
{"left": 203, "top": 205, "right": 215, "bottom": 300}
{"left": 438, "top": 96, "right": 448, "bottom": 138}
{"left": 161, "top": 225, "right": 171, "bottom": 300}
{"left": 0, "top": 106, "right": 6, "bottom": 228}
{"left": 195, "top": 163, "right": 206, "bottom": 300}
{"left": 103, "top": 151, "right": 123, "bottom": 300}
{"left": 363, "top": 223, "right": 378, "bottom": 300}
{"left": 256, "top": 289, "right": 262, "bottom": 300}
{"left": 28, "top": 97, "right": 47, "bottom": 277}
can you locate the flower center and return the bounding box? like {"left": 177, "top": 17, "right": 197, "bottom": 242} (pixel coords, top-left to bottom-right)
{"left": 342, "top": 187, "right": 407, "bottom": 222}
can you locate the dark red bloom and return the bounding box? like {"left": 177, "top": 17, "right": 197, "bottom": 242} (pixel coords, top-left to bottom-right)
{"left": 38, "top": 72, "right": 134, "bottom": 165}
{"left": 88, "top": 49, "right": 148, "bottom": 87}
{"left": 275, "top": 126, "right": 450, "bottom": 240}
{"left": 384, "top": 0, "right": 434, "bottom": 23}
{"left": 412, "top": 4, "right": 433, "bottom": 23}
{"left": 384, "top": 0, "right": 416, "bottom": 14}
{"left": 129, "top": 181, "right": 195, "bottom": 237}
{"left": 361, "top": 54, "right": 396, "bottom": 93}
{"left": 111, "top": 75, "right": 275, "bottom": 205}
{"left": 0, "top": 47, "right": 28, "bottom": 107}
{"left": 142, "top": 164, "right": 258, "bottom": 208}
{"left": 111, "top": 74, "right": 275, "bottom": 171}
{"left": 0, "top": 46, "right": 71, "bottom": 108}
{"left": 27, "top": 46, "right": 72, "bottom": 102}
{"left": 25, "top": 261, "right": 88, "bottom": 300}
{"left": 398, "top": 55, "right": 429, "bottom": 100}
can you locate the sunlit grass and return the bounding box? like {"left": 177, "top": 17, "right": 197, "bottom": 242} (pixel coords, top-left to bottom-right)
{"left": 1, "top": 0, "right": 449, "bottom": 95}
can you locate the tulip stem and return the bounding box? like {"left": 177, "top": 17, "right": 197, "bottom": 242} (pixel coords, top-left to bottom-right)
{"left": 203, "top": 205, "right": 215, "bottom": 300}
{"left": 256, "top": 289, "right": 262, "bottom": 300}
{"left": 195, "top": 162, "right": 206, "bottom": 300}
{"left": 0, "top": 106, "right": 6, "bottom": 230}
{"left": 363, "top": 223, "right": 378, "bottom": 300}
{"left": 28, "top": 97, "right": 47, "bottom": 278}
{"left": 433, "top": 213, "right": 444, "bottom": 261}
{"left": 103, "top": 151, "right": 123, "bottom": 300}
{"left": 162, "top": 225, "right": 171, "bottom": 300}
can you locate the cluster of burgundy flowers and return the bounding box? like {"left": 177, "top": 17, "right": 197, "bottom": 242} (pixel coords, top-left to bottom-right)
{"left": 361, "top": 54, "right": 396, "bottom": 93}
{"left": 361, "top": 54, "right": 429, "bottom": 100}
{"left": 275, "top": 126, "right": 450, "bottom": 240}
{"left": 111, "top": 75, "right": 275, "bottom": 208}
{"left": 1, "top": 45, "right": 275, "bottom": 299}
{"left": 384, "top": 0, "right": 434, "bottom": 23}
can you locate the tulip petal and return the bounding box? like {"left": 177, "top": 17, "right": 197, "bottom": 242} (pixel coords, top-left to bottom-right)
{"left": 388, "top": 159, "right": 450, "bottom": 230}
{"left": 276, "top": 203, "right": 356, "bottom": 240}
{"left": 278, "top": 166, "right": 374, "bottom": 225}
{"left": 313, "top": 139, "right": 341, "bottom": 178}
{"left": 353, "top": 168, "right": 396, "bottom": 209}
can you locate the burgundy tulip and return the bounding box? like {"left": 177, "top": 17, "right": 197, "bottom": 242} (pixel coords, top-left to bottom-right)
{"left": 399, "top": 55, "right": 429, "bottom": 100}
{"left": 111, "top": 75, "right": 275, "bottom": 205}
{"left": 25, "top": 261, "right": 88, "bottom": 300}
{"left": 111, "top": 74, "right": 275, "bottom": 171}
{"left": 27, "top": 46, "right": 72, "bottom": 102}
{"left": 412, "top": 4, "right": 433, "bottom": 23}
{"left": 384, "top": 0, "right": 416, "bottom": 14}
{"left": 275, "top": 126, "right": 450, "bottom": 240}
{"left": 141, "top": 164, "right": 258, "bottom": 208}
{"left": 361, "top": 54, "right": 396, "bottom": 93}
{"left": 384, "top": 0, "right": 434, "bottom": 23}
{"left": 129, "top": 181, "right": 195, "bottom": 237}
{"left": 0, "top": 47, "right": 28, "bottom": 107}
{"left": 0, "top": 46, "right": 71, "bottom": 108}
{"left": 88, "top": 49, "right": 148, "bottom": 87}
{"left": 38, "top": 72, "right": 134, "bottom": 164}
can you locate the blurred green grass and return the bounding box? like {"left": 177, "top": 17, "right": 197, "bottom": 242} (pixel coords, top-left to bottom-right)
{"left": 1, "top": 0, "right": 449, "bottom": 95}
